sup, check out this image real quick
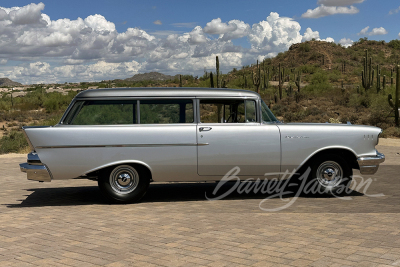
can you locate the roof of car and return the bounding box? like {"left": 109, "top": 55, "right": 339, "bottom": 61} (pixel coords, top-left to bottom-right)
{"left": 76, "top": 87, "right": 260, "bottom": 99}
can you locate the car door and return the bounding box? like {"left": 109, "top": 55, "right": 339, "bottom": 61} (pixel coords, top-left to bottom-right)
{"left": 197, "top": 99, "right": 281, "bottom": 176}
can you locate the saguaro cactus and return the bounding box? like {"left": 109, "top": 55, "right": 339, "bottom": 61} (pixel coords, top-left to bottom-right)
{"left": 295, "top": 71, "right": 301, "bottom": 92}
{"left": 376, "top": 64, "right": 381, "bottom": 93}
{"left": 263, "top": 62, "right": 269, "bottom": 89}
{"left": 388, "top": 65, "right": 400, "bottom": 126}
{"left": 361, "top": 50, "right": 374, "bottom": 91}
{"left": 216, "top": 56, "right": 220, "bottom": 88}
{"left": 179, "top": 75, "right": 182, "bottom": 87}
{"left": 278, "top": 63, "right": 283, "bottom": 100}
{"left": 391, "top": 68, "right": 394, "bottom": 86}
{"left": 252, "top": 60, "right": 261, "bottom": 93}
{"left": 210, "top": 72, "right": 214, "bottom": 88}
{"left": 397, "top": 66, "right": 400, "bottom": 126}
{"left": 383, "top": 75, "right": 386, "bottom": 90}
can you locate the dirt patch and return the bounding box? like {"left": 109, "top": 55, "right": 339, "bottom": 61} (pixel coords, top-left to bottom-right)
{"left": 379, "top": 138, "right": 400, "bottom": 147}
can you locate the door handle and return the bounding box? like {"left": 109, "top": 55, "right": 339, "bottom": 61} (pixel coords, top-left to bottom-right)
{"left": 199, "top": 127, "right": 212, "bottom": 132}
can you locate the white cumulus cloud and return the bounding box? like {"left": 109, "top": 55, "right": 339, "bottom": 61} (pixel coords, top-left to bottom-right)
{"left": 358, "top": 26, "right": 369, "bottom": 35}
{"left": 317, "top": 0, "right": 365, "bottom": 6}
{"left": 302, "top": 28, "right": 320, "bottom": 42}
{"left": 389, "top": 6, "right": 400, "bottom": 15}
{"left": 369, "top": 27, "right": 388, "bottom": 36}
{"left": 203, "top": 18, "right": 250, "bottom": 41}
{"left": 248, "top": 12, "right": 302, "bottom": 53}
{"left": 0, "top": 3, "right": 338, "bottom": 84}
{"left": 339, "top": 38, "right": 353, "bottom": 48}
{"left": 358, "top": 26, "right": 388, "bottom": 36}
{"left": 302, "top": 5, "right": 359, "bottom": 18}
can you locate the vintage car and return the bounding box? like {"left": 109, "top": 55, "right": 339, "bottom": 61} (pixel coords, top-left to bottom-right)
{"left": 20, "top": 88, "right": 385, "bottom": 203}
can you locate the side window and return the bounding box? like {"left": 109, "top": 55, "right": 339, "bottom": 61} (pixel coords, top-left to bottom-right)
{"left": 69, "top": 100, "right": 136, "bottom": 125}
{"left": 245, "top": 100, "right": 256, "bottom": 122}
{"left": 199, "top": 99, "right": 257, "bottom": 123}
{"left": 140, "top": 99, "right": 194, "bottom": 124}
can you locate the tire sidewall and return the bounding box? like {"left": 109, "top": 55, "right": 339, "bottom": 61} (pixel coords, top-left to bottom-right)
{"left": 309, "top": 154, "right": 353, "bottom": 195}
{"left": 98, "top": 165, "right": 150, "bottom": 203}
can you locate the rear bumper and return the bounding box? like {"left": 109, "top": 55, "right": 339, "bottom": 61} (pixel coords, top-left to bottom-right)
{"left": 357, "top": 152, "right": 385, "bottom": 175}
{"left": 20, "top": 152, "right": 52, "bottom": 182}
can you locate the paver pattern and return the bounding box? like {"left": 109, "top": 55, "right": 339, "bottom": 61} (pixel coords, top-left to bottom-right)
{"left": 0, "top": 145, "right": 400, "bottom": 266}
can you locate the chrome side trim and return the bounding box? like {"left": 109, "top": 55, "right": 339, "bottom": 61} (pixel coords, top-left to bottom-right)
{"left": 36, "top": 143, "right": 209, "bottom": 149}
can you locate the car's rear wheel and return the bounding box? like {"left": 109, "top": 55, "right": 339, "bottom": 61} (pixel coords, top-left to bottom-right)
{"left": 98, "top": 164, "right": 150, "bottom": 203}
{"left": 307, "top": 154, "right": 353, "bottom": 195}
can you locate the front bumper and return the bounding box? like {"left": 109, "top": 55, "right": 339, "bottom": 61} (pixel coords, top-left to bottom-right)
{"left": 357, "top": 152, "right": 385, "bottom": 175}
{"left": 20, "top": 152, "right": 52, "bottom": 182}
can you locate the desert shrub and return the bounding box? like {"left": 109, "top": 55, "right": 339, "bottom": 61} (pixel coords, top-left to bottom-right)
{"left": 299, "top": 42, "right": 311, "bottom": 52}
{"left": 388, "top": 40, "right": 400, "bottom": 50}
{"left": 328, "top": 70, "right": 341, "bottom": 82}
{"left": 381, "top": 127, "right": 400, "bottom": 138}
{"left": 298, "top": 64, "right": 319, "bottom": 74}
{"left": 340, "top": 114, "right": 359, "bottom": 124}
{"left": 349, "top": 94, "right": 371, "bottom": 109}
{"left": 303, "top": 71, "right": 332, "bottom": 94}
{"left": 305, "top": 106, "right": 322, "bottom": 116}
{"left": 271, "top": 104, "right": 288, "bottom": 116}
{"left": 0, "top": 130, "right": 28, "bottom": 154}
{"left": 283, "top": 111, "right": 306, "bottom": 122}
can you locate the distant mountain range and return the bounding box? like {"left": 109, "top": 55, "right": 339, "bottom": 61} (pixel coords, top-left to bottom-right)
{"left": 124, "top": 72, "right": 177, "bottom": 82}
{"left": 0, "top": 78, "right": 22, "bottom": 87}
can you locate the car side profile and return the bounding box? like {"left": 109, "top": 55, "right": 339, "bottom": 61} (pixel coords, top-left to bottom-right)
{"left": 20, "top": 88, "right": 385, "bottom": 203}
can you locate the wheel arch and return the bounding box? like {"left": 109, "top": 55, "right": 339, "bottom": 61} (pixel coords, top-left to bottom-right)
{"left": 83, "top": 160, "right": 153, "bottom": 180}
{"left": 297, "top": 147, "right": 359, "bottom": 173}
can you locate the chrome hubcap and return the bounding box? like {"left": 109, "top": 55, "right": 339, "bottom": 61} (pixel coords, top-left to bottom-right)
{"left": 109, "top": 165, "right": 139, "bottom": 194}
{"left": 316, "top": 161, "right": 343, "bottom": 187}
{"left": 117, "top": 173, "right": 132, "bottom": 186}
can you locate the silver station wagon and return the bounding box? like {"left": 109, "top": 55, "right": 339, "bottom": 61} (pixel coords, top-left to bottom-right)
{"left": 20, "top": 88, "right": 385, "bottom": 203}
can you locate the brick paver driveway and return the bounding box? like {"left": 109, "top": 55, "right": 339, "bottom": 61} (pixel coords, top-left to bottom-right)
{"left": 1, "top": 144, "right": 400, "bottom": 266}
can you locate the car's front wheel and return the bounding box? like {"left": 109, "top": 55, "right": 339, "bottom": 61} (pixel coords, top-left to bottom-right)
{"left": 307, "top": 154, "right": 353, "bottom": 195}
{"left": 98, "top": 164, "right": 150, "bottom": 203}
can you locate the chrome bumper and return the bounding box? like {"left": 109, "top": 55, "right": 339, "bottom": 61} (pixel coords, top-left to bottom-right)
{"left": 20, "top": 152, "right": 52, "bottom": 182}
{"left": 357, "top": 152, "right": 385, "bottom": 175}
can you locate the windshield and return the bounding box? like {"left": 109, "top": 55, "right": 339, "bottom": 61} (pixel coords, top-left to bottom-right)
{"left": 261, "top": 100, "right": 279, "bottom": 123}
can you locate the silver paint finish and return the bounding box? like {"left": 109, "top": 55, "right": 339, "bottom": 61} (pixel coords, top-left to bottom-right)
{"left": 76, "top": 88, "right": 260, "bottom": 99}
{"left": 277, "top": 123, "right": 382, "bottom": 172}
{"left": 24, "top": 125, "right": 199, "bottom": 181}
{"left": 197, "top": 123, "right": 281, "bottom": 176}
{"left": 20, "top": 88, "right": 385, "bottom": 183}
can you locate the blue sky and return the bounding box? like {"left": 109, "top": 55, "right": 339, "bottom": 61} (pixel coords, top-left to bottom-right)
{"left": 0, "top": 0, "right": 399, "bottom": 84}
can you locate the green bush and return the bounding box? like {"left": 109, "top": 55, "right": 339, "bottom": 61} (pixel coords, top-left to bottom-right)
{"left": 388, "top": 40, "right": 400, "bottom": 50}
{"left": 0, "top": 130, "right": 28, "bottom": 154}
{"left": 299, "top": 42, "right": 311, "bottom": 52}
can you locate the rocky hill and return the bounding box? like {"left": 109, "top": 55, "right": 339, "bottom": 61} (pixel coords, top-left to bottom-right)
{"left": 0, "top": 78, "right": 22, "bottom": 87}
{"left": 124, "top": 72, "right": 176, "bottom": 82}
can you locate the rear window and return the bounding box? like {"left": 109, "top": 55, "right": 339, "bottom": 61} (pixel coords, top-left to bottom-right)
{"left": 140, "top": 99, "right": 193, "bottom": 124}
{"left": 63, "top": 99, "right": 194, "bottom": 125}
{"left": 68, "top": 100, "right": 136, "bottom": 125}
